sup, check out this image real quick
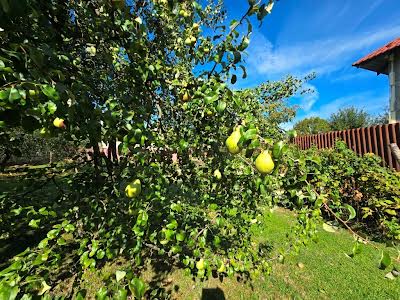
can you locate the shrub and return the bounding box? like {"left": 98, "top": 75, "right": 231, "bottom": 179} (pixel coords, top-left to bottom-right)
{"left": 285, "top": 141, "right": 400, "bottom": 241}
{"left": 293, "top": 117, "right": 331, "bottom": 135}
{"left": 0, "top": 128, "right": 75, "bottom": 167}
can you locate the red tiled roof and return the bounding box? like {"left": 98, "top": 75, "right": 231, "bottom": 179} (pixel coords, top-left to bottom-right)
{"left": 353, "top": 37, "right": 400, "bottom": 66}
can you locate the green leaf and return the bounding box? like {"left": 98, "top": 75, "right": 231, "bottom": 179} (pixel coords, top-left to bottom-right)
{"left": 38, "top": 281, "right": 51, "bottom": 296}
{"left": 46, "top": 101, "right": 57, "bottom": 114}
{"left": 0, "top": 282, "right": 19, "bottom": 300}
{"left": 248, "top": 139, "right": 260, "bottom": 149}
{"left": 116, "top": 270, "right": 126, "bottom": 282}
{"left": 75, "top": 291, "right": 87, "bottom": 300}
{"left": 344, "top": 204, "right": 356, "bottom": 220}
{"left": 233, "top": 51, "right": 241, "bottom": 64}
{"left": 322, "top": 223, "right": 337, "bottom": 233}
{"left": 179, "top": 139, "right": 189, "bottom": 150}
{"left": 231, "top": 74, "right": 237, "bottom": 84}
{"left": 9, "top": 88, "right": 20, "bottom": 102}
{"left": 47, "top": 229, "right": 60, "bottom": 240}
{"left": 384, "top": 209, "right": 397, "bottom": 216}
{"left": 171, "top": 245, "right": 182, "bottom": 254}
{"left": 89, "top": 240, "right": 99, "bottom": 257}
{"left": 41, "top": 85, "right": 60, "bottom": 101}
{"left": 243, "top": 129, "right": 257, "bottom": 141}
{"left": 114, "top": 288, "right": 128, "bottom": 300}
{"left": 0, "top": 261, "right": 22, "bottom": 277}
{"left": 64, "top": 224, "right": 75, "bottom": 232}
{"left": 229, "top": 20, "right": 239, "bottom": 31}
{"left": 0, "top": 89, "right": 9, "bottom": 100}
{"left": 57, "top": 237, "right": 67, "bottom": 246}
{"left": 239, "top": 36, "right": 250, "bottom": 51}
{"left": 349, "top": 242, "right": 361, "bottom": 258}
{"left": 176, "top": 231, "right": 185, "bottom": 242}
{"left": 272, "top": 141, "right": 287, "bottom": 159}
{"left": 28, "top": 219, "right": 40, "bottom": 229}
{"left": 216, "top": 101, "right": 226, "bottom": 113}
{"left": 379, "top": 251, "right": 391, "bottom": 270}
{"left": 239, "top": 65, "right": 247, "bottom": 78}
{"left": 95, "top": 287, "right": 108, "bottom": 300}
{"left": 166, "top": 219, "right": 178, "bottom": 229}
{"left": 204, "top": 94, "right": 218, "bottom": 104}
{"left": 96, "top": 249, "right": 105, "bottom": 259}
{"left": 287, "top": 129, "right": 298, "bottom": 139}
{"left": 129, "top": 277, "right": 146, "bottom": 299}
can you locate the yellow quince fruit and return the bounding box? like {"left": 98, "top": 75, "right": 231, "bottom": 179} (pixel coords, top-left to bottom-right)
{"left": 125, "top": 179, "right": 142, "bottom": 198}
{"left": 225, "top": 130, "right": 241, "bottom": 154}
{"left": 255, "top": 151, "right": 274, "bottom": 174}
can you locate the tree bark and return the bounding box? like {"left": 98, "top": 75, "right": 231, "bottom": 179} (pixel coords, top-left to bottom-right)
{"left": 0, "top": 150, "right": 11, "bottom": 172}
{"left": 389, "top": 143, "right": 400, "bottom": 165}
{"left": 92, "top": 141, "right": 101, "bottom": 182}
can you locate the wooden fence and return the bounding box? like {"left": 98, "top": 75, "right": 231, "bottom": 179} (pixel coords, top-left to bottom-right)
{"left": 293, "top": 122, "right": 400, "bottom": 171}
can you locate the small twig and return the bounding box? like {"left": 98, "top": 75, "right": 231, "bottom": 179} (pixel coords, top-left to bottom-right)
{"left": 322, "top": 203, "right": 373, "bottom": 246}
{"left": 143, "top": 242, "right": 180, "bottom": 259}
{"left": 194, "top": 226, "right": 208, "bottom": 241}
{"left": 302, "top": 178, "right": 377, "bottom": 248}
{"left": 237, "top": 155, "right": 258, "bottom": 173}
{"left": 207, "top": 5, "right": 253, "bottom": 78}
{"left": 52, "top": 176, "right": 66, "bottom": 195}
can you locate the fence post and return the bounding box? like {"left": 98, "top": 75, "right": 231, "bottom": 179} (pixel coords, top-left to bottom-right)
{"left": 390, "top": 123, "right": 400, "bottom": 170}
{"left": 384, "top": 124, "right": 393, "bottom": 169}
{"left": 389, "top": 143, "right": 400, "bottom": 166}
{"left": 294, "top": 123, "right": 400, "bottom": 171}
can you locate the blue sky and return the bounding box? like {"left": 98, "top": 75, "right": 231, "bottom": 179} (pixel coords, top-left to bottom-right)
{"left": 224, "top": 0, "right": 400, "bottom": 128}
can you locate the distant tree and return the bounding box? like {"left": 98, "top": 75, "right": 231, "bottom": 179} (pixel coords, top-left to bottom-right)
{"left": 293, "top": 117, "right": 331, "bottom": 135}
{"left": 0, "top": 128, "right": 75, "bottom": 169}
{"left": 329, "top": 107, "right": 370, "bottom": 130}
{"left": 369, "top": 107, "right": 389, "bottom": 126}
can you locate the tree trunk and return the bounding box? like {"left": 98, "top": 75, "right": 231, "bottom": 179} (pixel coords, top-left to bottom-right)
{"left": 0, "top": 150, "right": 11, "bottom": 172}
{"left": 389, "top": 143, "right": 400, "bottom": 165}
{"left": 92, "top": 141, "right": 101, "bottom": 182}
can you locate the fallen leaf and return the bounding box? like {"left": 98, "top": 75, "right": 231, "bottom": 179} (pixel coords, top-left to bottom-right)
{"left": 322, "top": 223, "right": 336, "bottom": 233}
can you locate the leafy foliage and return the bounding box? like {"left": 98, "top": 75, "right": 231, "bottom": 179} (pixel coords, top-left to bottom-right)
{"left": 285, "top": 141, "right": 400, "bottom": 241}
{"left": 1, "top": 0, "right": 396, "bottom": 298}
{"left": 0, "top": 128, "right": 74, "bottom": 167}
{"left": 0, "top": 0, "right": 322, "bottom": 298}
{"left": 293, "top": 106, "right": 389, "bottom": 135}
{"left": 293, "top": 117, "right": 331, "bottom": 135}
{"left": 329, "top": 106, "right": 371, "bottom": 130}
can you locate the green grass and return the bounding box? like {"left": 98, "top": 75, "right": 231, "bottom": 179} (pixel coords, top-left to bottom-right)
{"left": 138, "top": 208, "right": 400, "bottom": 300}
{"left": 254, "top": 208, "right": 400, "bottom": 300}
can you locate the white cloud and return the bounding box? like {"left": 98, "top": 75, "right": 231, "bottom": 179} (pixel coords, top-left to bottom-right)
{"left": 307, "top": 92, "right": 387, "bottom": 119}
{"left": 351, "top": 0, "right": 385, "bottom": 30}
{"left": 247, "top": 25, "right": 400, "bottom": 78}
{"left": 292, "top": 83, "right": 319, "bottom": 112}
{"left": 330, "top": 71, "right": 372, "bottom": 83}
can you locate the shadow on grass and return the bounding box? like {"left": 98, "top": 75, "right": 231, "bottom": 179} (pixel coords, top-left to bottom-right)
{"left": 201, "top": 287, "right": 226, "bottom": 300}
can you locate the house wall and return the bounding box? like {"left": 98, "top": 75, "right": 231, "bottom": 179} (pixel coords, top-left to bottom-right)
{"left": 389, "top": 51, "right": 400, "bottom": 123}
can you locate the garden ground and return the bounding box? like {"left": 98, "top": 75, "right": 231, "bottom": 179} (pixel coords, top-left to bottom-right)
{"left": 78, "top": 208, "right": 400, "bottom": 300}
{"left": 0, "top": 172, "right": 399, "bottom": 300}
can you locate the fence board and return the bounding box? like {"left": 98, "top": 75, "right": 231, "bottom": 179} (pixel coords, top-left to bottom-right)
{"left": 384, "top": 125, "right": 393, "bottom": 169}
{"left": 390, "top": 124, "right": 400, "bottom": 170}
{"left": 356, "top": 128, "right": 362, "bottom": 155}
{"left": 360, "top": 128, "right": 366, "bottom": 154}
{"left": 293, "top": 122, "right": 400, "bottom": 171}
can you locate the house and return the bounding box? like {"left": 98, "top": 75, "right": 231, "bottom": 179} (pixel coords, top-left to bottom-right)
{"left": 353, "top": 37, "right": 400, "bottom": 123}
